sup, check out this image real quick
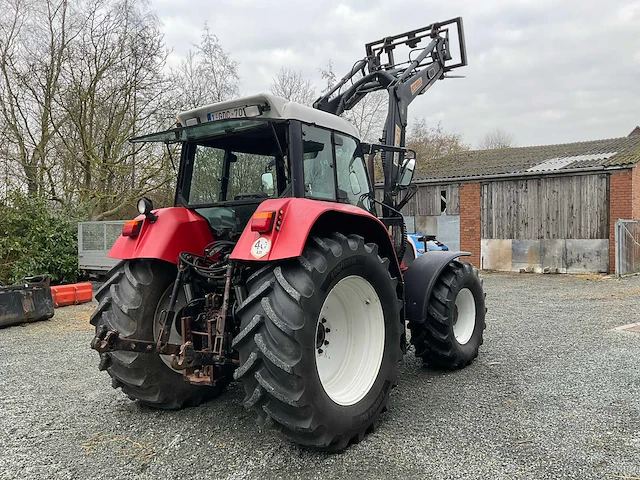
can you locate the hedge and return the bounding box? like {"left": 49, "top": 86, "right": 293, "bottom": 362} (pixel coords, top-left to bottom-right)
{"left": 0, "top": 193, "right": 81, "bottom": 285}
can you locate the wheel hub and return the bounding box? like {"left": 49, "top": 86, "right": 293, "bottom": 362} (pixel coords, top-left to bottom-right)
{"left": 315, "top": 275, "right": 385, "bottom": 406}
{"left": 453, "top": 287, "right": 476, "bottom": 345}
{"left": 316, "top": 320, "right": 326, "bottom": 350}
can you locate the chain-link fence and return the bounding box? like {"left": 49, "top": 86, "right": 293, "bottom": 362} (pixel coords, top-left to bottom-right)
{"left": 615, "top": 219, "right": 640, "bottom": 276}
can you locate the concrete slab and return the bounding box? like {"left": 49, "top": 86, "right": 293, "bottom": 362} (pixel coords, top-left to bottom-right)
{"left": 512, "top": 240, "right": 541, "bottom": 273}
{"left": 540, "top": 239, "right": 567, "bottom": 274}
{"left": 403, "top": 215, "right": 415, "bottom": 232}
{"left": 565, "top": 239, "right": 609, "bottom": 273}
{"left": 481, "top": 239, "right": 512, "bottom": 271}
{"left": 615, "top": 322, "right": 640, "bottom": 333}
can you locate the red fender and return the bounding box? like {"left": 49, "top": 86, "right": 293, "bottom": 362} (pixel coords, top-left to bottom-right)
{"left": 229, "top": 198, "right": 395, "bottom": 264}
{"left": 108, "top": 207, "right": 214, "bottom": 264}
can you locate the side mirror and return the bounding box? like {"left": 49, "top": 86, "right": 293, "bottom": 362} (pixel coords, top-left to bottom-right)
{"left": 397, "top": 158, "right": 416, "bottom": 187}
{"left": 261, "top": 172, "right": 275, "bottom": 196}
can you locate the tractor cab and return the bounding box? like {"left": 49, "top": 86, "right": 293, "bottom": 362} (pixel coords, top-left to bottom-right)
{"left": 131, "top": 93, "right": 385, "bottom": 238}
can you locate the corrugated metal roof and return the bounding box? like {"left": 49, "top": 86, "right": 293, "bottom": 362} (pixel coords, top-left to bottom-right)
{"left": 414, "top": 134, "right": 640, "bottom": 181}
{"left": 526, "top": 152, "right": 617, "bottom": 172}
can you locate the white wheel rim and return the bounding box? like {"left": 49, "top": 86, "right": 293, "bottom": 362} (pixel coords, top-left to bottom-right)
{"left": 453, "top": 288, "right": 476, "bottom": 345}
{"left": 153, "top": 287, "right": 184, "bottom": 372}
{"left": 315, "top": 275, "right": 385, "bottom": 406}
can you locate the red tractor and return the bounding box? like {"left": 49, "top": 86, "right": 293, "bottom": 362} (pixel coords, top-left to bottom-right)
{"left": 90, "top": 17, "right": 485, "bottom": 451}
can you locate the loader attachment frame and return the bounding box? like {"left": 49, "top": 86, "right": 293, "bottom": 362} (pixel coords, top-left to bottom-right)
{"left": 313, "top": 17, "right": 467, "bottom": 217}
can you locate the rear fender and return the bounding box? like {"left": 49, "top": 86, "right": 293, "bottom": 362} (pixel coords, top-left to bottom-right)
{"left": 403, "top": 251, "right": 470, "bottom": 322}
{"left": 108, "top": 207, "right": 214, "bottom": 264}
{"left": 230, "top": 198, "right": 399, "bottom": 277}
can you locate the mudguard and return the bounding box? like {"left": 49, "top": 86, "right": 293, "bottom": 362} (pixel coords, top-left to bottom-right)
{"left": 403, "top": 251, "right": 470, "bottom": 322}
{"left": 108, "top": 207, "right": 214, "bottom": 264}
{"left": 230, "top": 197, "right": 396, "bottom": 264}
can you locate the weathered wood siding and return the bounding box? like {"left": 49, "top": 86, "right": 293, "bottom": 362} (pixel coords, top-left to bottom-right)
{"left": 375, "top": 183, "right": 460, "bottom": 215}
{"left": 481, "top": 174, "right": 609, "bottom": 240}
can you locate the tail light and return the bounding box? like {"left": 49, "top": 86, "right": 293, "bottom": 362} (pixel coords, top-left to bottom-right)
{"left": 250, "top": 211, "right": 275, "bottom": 233}
{"left": 122, "top": 220, "right": 143, "bottom": 237}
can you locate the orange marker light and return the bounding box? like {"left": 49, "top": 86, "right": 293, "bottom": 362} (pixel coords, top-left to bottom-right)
{"left": 250, "top": 211, "right": 275, "bottom": 233}
{"left": 122, "top": 219, "right": 143, "bottom": 237}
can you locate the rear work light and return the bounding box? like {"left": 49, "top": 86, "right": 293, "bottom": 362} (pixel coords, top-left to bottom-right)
{"left": 250, "top": 211, "right": 275, "bottom": 233}
{"left": 121, "top": 220, "right": 143, "bottom": 237}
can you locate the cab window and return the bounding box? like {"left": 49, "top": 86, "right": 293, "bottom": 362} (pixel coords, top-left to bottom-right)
{"left": 302, "top": 125, "right": 335, "bottom": 200}
{"left": 188, "top": 148, "right": 278, "bottom": 204}
{"left": 334, "top": 134, "right": 371, "bottom": 210}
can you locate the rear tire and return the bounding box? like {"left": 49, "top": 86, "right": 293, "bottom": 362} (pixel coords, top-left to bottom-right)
{"left": 233, "top": 233, "right": 403, "bottom": 450}
{"left": 90, "top": 259, "right": 228, "bottom": 409}
{"left": 409, "top": 260, "right": 486, "bottom": 369}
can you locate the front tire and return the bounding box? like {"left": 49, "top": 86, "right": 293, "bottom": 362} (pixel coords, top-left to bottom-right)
{"left": 233, "top": 233, "right": 402, "bottom": 450}
{"left": 90, "top": 259, "right": 227, "bottom": 408}
{"left": 409, "top": 260, "right": 486, "bottom": 369}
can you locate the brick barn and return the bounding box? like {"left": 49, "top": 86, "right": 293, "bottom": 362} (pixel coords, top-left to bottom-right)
{"left": 389, "top": 128, "right": 640, "bottom": 274}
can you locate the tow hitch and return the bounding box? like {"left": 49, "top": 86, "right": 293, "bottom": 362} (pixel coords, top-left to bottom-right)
{"left": 91, "top": 325, "right": 177, "bottom": 355}
{"left": 90, "top": 246, "right": 239, "bottom": 387}
{"left": 90, "top": 326, "right": 237, "bottom": 368}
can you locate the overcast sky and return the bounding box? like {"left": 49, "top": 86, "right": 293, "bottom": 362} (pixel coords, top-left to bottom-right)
{"left": 151, "top": 0, "right": 639, "bottom": 147}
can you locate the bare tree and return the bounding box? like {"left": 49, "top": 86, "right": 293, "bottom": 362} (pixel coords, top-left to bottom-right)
{"left": 0, "top": 0, "right": 78, "bottom": 196}
{"left": 0, "top": 2, "right": 243, "bottom": 220}
{"left": 270, "top": 68, "right": 316, "bottom": 105}
{"left": 57, "top": 0, "right": 174, "bottom": 219}
{"left": 174, "top": 24, "right": 239, "bottom": 111}
{"left": 367, "top": 119, "right": 468, "bottom": 180}
{"left": 478, "top": 129, "right": 516, "bottom": 149}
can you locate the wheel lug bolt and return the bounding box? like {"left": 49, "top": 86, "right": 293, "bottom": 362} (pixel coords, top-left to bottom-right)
{"left": 321, "top": 318, "right": 326, "bottom": 323}
{"left": 325, "top": 328, "right": 330, "bottom": 333}
{"left": 324, "top": 340, "right": 329, "bottom": 346}
{"left": 317, "top": 348, "right": 323, "bottom": 354}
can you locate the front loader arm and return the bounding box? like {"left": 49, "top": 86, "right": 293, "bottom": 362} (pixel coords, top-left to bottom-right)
{"left": 313, "top": 17, "right": 467, "bottom": 212}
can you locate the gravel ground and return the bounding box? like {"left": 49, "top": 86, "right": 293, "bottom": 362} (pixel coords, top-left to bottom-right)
{"left": 0, "top": 272, "right": 639, "bottom": 480}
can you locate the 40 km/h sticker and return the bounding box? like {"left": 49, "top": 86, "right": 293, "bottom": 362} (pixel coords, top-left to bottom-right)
{"left": 250, "top": 236, "right": 271, "bottom": 259}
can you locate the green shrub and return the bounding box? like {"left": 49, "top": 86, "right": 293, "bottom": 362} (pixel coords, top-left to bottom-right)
{"left": 0, "top": 193, "right": 81, "bottom": 285}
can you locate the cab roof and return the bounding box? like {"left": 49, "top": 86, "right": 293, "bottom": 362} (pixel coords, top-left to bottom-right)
{"left": 177, "top": 93, "right": 360, "bottom": 139}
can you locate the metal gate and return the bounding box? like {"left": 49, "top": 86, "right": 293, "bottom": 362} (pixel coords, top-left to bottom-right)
{"left": 615, "top": 219, "right": 640, "bottom": 276}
